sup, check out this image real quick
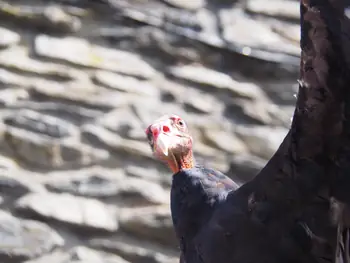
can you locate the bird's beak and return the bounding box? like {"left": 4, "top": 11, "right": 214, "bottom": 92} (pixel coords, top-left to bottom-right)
{"left": 146, "top": 122, "right": 172, "bottom": 156}
{"left": 156, "top": 132, "right": 170, "bottom": 156}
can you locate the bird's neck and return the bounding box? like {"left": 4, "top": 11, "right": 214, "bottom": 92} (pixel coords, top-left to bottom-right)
{"left": 167, "top": 149, "right": 194, "bottom": 174}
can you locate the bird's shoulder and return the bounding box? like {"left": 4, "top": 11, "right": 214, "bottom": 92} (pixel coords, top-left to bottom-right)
{"left": 174, "top": 166, "right": 239, "bottom": 193}
{"left": 198, "top": 166, "right": 239, "bottom": 192}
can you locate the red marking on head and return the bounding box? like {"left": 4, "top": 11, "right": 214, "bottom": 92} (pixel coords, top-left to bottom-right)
{"left": 162, "top": 125, "right": 170, "bottom": 133}
{"left": 171, "top": 116, "right": 181, "bottom": 121}
{"left": 145, "top": 125, "right": 160, "bottom": 141}
{"left": 152, "top": 127, "right": 159, "bottom": 138}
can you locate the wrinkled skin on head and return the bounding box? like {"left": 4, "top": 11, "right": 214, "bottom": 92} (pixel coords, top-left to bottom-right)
{"left": 145, "top": 114, "right": 193, "bottom": 172}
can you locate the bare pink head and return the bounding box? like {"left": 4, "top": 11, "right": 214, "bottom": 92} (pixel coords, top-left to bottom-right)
{"left": 145, "top": 114, "right": 194, "bottom": 173}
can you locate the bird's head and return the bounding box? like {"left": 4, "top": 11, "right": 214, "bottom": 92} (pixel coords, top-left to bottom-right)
{"left": 145, "top": 114, "right": 194, "bottom": 173}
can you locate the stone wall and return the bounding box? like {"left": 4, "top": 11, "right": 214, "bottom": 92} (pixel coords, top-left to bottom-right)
{"left": 0, "top": 0, "right": 301, "bottom": 262}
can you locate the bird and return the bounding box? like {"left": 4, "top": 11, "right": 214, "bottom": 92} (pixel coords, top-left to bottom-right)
{"left": 145, "top": 115, "right": 336, "bottom": 263}
{"left": 144, "top": 0, "right": 350, "bottom": 262}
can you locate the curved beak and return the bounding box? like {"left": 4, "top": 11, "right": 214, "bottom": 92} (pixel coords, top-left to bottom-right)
{"left": 145, "top": 121, "right": 172, "bottom": 156}
{"left": 156, "top": 133, "right": 170, "bottom": 156}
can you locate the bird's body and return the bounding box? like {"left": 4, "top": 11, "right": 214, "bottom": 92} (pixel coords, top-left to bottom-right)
{"left": 171, "top": 167, "right": 283, "bottom": 263}
{"left": 170, "top": 165, "right": 337, "bottom": 263}
{"left": 171, "top": 166, "right": 238, "bottom": 247}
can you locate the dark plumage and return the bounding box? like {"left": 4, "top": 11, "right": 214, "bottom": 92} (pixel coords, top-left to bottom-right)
{"left": 145, "top": 114, "right": 339, "bottom": 263}
{"left": 169, "top": 165, "right": 335, "bottom": 263}
{"left": 171, "top": 166, "right": 239, "bottom": 243}
{"left": 145, "top": 0, "right": 350, "bottom": 262}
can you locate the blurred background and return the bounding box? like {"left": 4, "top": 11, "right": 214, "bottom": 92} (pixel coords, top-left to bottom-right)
{"left": 0, "top": 0, "right": 322, "bottom": 262}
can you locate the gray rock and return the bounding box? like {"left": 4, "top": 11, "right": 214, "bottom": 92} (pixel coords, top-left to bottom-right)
{"left": 58, "top": 141, "right": 110, "bottom": 169}
{"left": 34, "top": 35, "right": 156, "bottom": 79}
{"left": 245, "top": 0, "right": 300, "bottom": 21}
{"left": 168, "top": 65, "right": 267, "bottom": 100}
{"left": 183, "top": 92, "right": 219, "bottom": 114}
{"left": 220, "top": 8, "right": 300, "bottom": 57}
{"left": 81, "top": 124, "right": 153, "bottom": 159}
{"left": 44, "top": 170, "right": 169, "bottom": 206}
{"left": 225, "top": 100, "right": 279, "bottom": 125}
{"left": 0, "top": 169, "right": 47, "bottom": 198}
{"left": 0, "top": 27, "right": 20, "bottom": 48}
{"left": 30, "top": 81, "right": 128, "bottom": 112}
{"left": 270, "top": 22, "right": 300, "bottom": 44}
{"left": 260, "top": 81, "right": 299, "bottom": 106}
{"left": 162, "top": 0, "right": 206, "bottom": 10}
{"left": 120, "top": 4, "right": 203, "bottom": 31}
{"left": 0, "top": 174, "right": 33, "bottom": 198}
{"left": 230, "top": 82, "right": 268, "bottom": 101}
{"left": 267, "top": 103, "right": 294, "bottom": 127}
{"left": 67, "top": 246, "right": 131, "bottom": 263}
{"left": 0, "top": 2, "right": 81, "bottom": 34}
{"left": 193, "top": 141, "right": 224, "bottom": 159}
{"left": 15, "top": 192, "right": 119, "bottom": 232}
{"left": 42, "top": 5, "right": 82, "bottom": 33}
{"left": 235, "top": 125, "right": 288, "bottom": 160}
{"left": 0, "top": 125, "right": 61, "bottom": 167}
{"left": 97, "top": 108, "right": 143, "bottom": 139}
{"left": 63, "top": 6, "right": 89, "bottom": 18}
{"left": 0, "top": 67, "right": 84, "bottom": 91}
{"left": 227, "top": 154, "right": 266, "bottom": 183}
{"left": 0, "top": 68, "right": 29, "bottom": 88}
{"left": 93, "top": 71, "right": 159, "bottom": 97}
{"left": 121, "top": 26, "right": 201, "bottom": 64}
{"left": 202, "top": 129, "right": 248, "bottom": 155}
{"left": 0, "top": 47, "right": 79, "bottom": 81}
{"left": 0, "top": 210, "right": 64, "bottom": 262}
{"left": 45, "top": 172, "right": 121, "bottom": 198}
{"left": 23, "top": 251, "right": 68, "bottom": 263}
{"left": 119, "top": 207, "right": 177, "bottom": 247}
{"left": 0, "top": 111, "right": 108, "bottom": 168}
{"left": 130, "top": 100, "right": 187, "bottom": 129}
{"left": 168, "top": 64, "right": 232, "bottom": 89}
{"left": 25, "top": 246, "right": 131, "bottom": 263}
{"left": 0, "top": 88, "right": 28, "bottom": 107}
{"left": 127, "top": 127, "right": 152, "bottom": 141}
{"left": 3, "top": 109, "right": 78, "bottom": 139}
{"left": 117, "top": 177, "right": 170, "bottom": 206}
{"left": 0, "top": 155, "right": 18, "bottom": 171}
{"left": 125, "top": 165, "right": 172, "bottom": 187}
{"left": 90, "top": 236, "right": 178, "bottom": 263}
{"left": 11, "top": 100, "right": 105, "bottom": 125}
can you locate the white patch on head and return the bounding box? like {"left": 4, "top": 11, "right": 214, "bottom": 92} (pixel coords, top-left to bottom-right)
{"left": 157, "top": 133, "right": 170, "bottom": 156}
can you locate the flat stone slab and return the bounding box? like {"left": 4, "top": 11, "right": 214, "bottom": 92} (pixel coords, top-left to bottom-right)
{"left": 0, "top": 27, "right": 20, "bottom": 48}
{"left": 0, "top": 210, "right": 64, "bottom": 262}
{"left": 34, "top": 35, "right": 156, "bottom": 79}
{"left": 15, "top": 192, "right": 119, "bottom": 232}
